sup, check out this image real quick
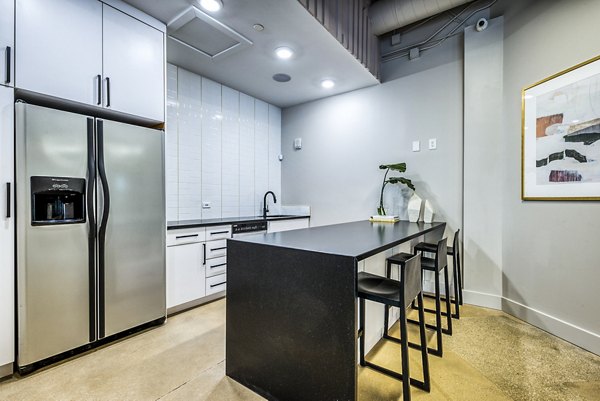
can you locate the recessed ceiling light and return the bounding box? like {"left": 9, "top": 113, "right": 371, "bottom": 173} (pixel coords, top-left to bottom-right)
{"left": 253, "top": 24, "right": 264, "bottom": 31}
{"left": 273, "top": 73, "right": 291, "bottom": 83}
{"left": 321, "top": 79, "right": 335, "bottom": 89}
{"left": 275, "top": 47, "right": 294, "bottom": 60}
{"left": 199, "top": 0, "right": 223, "bottom": 12}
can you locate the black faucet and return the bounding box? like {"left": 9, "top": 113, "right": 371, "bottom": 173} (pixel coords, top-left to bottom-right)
{"left": 263, "top": 191, "right": 277, "bottom": 219}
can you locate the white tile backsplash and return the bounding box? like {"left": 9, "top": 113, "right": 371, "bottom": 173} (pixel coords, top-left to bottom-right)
{"left": 166, "top": 64, "right": 281, "bottom": 221}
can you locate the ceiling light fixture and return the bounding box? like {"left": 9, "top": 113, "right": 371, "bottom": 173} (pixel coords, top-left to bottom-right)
{"left": 273, "top": 73, "right": 291, "bottom": 83}
{"left": 321, "top": 79, "right": 335, "bottom": 89}
{"left": 253, "top": 24, "right": 264, "bottom": 31}
{"left": 199, "top": 0, "right": 223, "bottom": 12}
{"left": 275, "top": 46, "right": 294, "bottom": 60}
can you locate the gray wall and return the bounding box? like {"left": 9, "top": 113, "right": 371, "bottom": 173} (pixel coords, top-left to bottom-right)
{"left": 281, "top": 34, "right": 463, "bottom": 232}
{"left": 499, "top": 0, "right": 600, "bottom": 353}
{"left": 281, "top": 0, "right": 600, "bottom": 354}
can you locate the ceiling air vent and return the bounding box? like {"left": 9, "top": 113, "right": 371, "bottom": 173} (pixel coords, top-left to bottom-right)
{"left": 167, "top": 6, "right": 252, "bottom": 60}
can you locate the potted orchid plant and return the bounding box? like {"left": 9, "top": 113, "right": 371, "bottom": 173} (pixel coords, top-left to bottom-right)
{"left": 377, "top": 163, "right": 415, "bottom": 216}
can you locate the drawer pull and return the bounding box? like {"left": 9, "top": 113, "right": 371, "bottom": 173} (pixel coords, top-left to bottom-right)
{"left": 210, "top": 282, "right": 226, "bottom": 288}
{"left": 210, "top": 263, "right": 226, "bottom": 268}
{"left": 210, "top": 246, "right": 227, "bottom": 251}
{"left": 176, "top": 234, "right": 198, "bottom": 239}
{"left": 210, "top": 230, "right": 230, "bottom": 235}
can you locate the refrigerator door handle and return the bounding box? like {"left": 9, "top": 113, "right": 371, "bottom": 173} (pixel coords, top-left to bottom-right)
{"left": 96, "top": 75, "right": 102, "bottom": 106}
{"left": 87, "top": 118, "right": 97, "bottom": 342}
{"left": 105, "top": 77, "right": 111, "bottom": 108}
{"left": 97, "top": 120, "right": 110, "bottom": 338}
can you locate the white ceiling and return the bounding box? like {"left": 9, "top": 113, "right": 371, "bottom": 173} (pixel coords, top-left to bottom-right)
{"left": 123, "top": 0, "right": 379, "bottom": 108}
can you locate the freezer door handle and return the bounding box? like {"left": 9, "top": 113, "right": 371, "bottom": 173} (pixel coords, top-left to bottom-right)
{"left": 87, "top": 118, "right": 97, "bottom": 342}
{"left": 5, "top": 182, "right": 10, "bottom": 218}
{"left": 97, "top": 120, "right": 110, "bottom": 338}
{"left": 5, "top": 46, "right": 11, "bottom": 84}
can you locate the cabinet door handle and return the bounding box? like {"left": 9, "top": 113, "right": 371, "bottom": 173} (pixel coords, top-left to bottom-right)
{"left": 210, "top": 246, "right": 227, "bottom": 251}
{"left": 210, "top": 263, "right": 226, "bottom": 269}
{"left": 210, "top": 282, "right": 226, "bottom": 288}
{"left": 96, "top": 74, "right": 102, "bottom": 105}
{"left": 105, "top": 77, "right": 111, "bottom": 107}
{"left": 210, "top": 230, "right": 230, "bottom": 235}
{"left": 5, "top": 182, "right": 10, "bottom": 218}
{"left": 203, "top": 243, "right": 206, "bottom": 265}
{"left": 175, "top": 234, "right": 198, "bottom": 239}
{"left": 5, "top": 46, "right": 11, "bottom": 84}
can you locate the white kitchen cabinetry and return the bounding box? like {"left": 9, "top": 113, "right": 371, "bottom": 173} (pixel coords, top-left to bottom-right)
{"left": 15, "top": 0, "right": 164, "bottom": 122}
{"left": 204, "top": 225, "right": 230, "bottom": 296}
{"left": 267, "top": 218, "right": 310, "bottom": 233}
{"left": 16, "top": 0, "right": 103, "bottom": 105}
{"left": 166, "top": 229, "right": 206, "bottom": 309}
{"left": 0, "top": 0, "right": 14, "bottom": 88}
{"left": 102, "top": 4, "right": 164, "bottom": 121}
{"left": 166, "top": 225, "right": 230, "bottom": 312}
{"left": 0, "top": 86, "right": 14, "bottom": 374}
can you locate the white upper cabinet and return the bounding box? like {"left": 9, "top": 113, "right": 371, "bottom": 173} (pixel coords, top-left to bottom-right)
{"left": 16, "top": 0, "right": 103, "bottom": 105}
{"left": 0, "top": 0, "right": 14, "bottom": 87}
{"left": 102, "top": 4, "right": 164, "bottom": 122}
{"left": 15, "top": 0, "right": 165, "bottom": 122}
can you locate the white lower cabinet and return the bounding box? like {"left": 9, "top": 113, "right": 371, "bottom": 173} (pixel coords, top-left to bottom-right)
{"left": 206, "top": 274, "right": 227, "bottom": 296}
{"left": 267, "top": 218, "right": 310, "bottom": 233}
{"left": 166, "top": 224, "right": 231, "bottom": 312}
{"left": 166, "top": 242, "right": 206, "bottom": 309}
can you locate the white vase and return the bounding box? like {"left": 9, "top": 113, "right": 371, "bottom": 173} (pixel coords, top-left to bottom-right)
{"left": 407, "top": 194, "right": 423, "bottom": 223}
{"left": 424, "top": 200, "right": 434, "bottom": 223}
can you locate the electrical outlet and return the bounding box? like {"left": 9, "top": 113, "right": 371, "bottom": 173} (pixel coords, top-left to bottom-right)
{"left": 202, "top": 201, "right": 211, "bottom": 209}
{"left": 428, "top": 138, "right": 437, "bottom": 150}
{"left": 412, "top": 140, "right": 420, "bottom": 152}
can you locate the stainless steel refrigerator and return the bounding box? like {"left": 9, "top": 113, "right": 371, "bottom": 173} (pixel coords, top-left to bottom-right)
{"left": 15, "top": 103, "right": 166, "bottom": 373}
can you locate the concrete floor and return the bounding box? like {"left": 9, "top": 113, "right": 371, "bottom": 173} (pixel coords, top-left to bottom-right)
{"left": 0, "top": 298, "right": 599, "bottom": 401}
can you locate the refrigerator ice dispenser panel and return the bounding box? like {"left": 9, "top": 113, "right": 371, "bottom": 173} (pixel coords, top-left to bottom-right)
{"left": 30, "top": 176, "right": 86, "bottom": 225}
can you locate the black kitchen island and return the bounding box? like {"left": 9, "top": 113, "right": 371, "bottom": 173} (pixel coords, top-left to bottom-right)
{"left": 226, "top": 220, "right": 446, "bottom": 401}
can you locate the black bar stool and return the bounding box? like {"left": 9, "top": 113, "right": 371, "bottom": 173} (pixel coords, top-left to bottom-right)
{"left": 404, "top": 238, "right": 451, "bottom": 357}
{"left": 357, "top": 254, "right": 430, "bottom": 401}
{"left": 414, "top": 229, "right": 462, "bottom": 317}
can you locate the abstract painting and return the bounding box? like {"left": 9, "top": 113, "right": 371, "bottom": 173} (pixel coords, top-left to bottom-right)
{"left": 522, "top": 55, "right": 600, "bottom": 200}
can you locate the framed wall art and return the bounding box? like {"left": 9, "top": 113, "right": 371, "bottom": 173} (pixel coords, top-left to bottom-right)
{"left": 522, "top": 55, "right": 600, "bottom": 200}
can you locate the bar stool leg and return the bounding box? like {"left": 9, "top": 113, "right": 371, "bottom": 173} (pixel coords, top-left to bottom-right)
{"left": 383, "top": 261, "right": 391, "bottom": 337}
{"left": 443, "top": 267, "right": 453, "bottom": 335}
{"left": 359, "top": 298, "right": 365, "bottom": 366}
{"left": 457, "top": 251, "right": 464, "bottom": 306}
{"left": 433, "top": 272, "right": 443, "bottom": 356}
{"left": 399, "top": 301, "right": 411, "bottom": 401}
{"left": 417, "top": 292, "right": 430, "bottom": 392}
{"left": 452, "top": 255, "right": 460, "bottom": 319}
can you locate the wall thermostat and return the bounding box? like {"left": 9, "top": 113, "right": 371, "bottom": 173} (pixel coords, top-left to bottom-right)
{"left": 294, "top": 138, "right": 302, "bottom": 150}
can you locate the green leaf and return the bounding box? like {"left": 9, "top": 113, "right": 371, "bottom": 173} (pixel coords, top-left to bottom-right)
{"left": 387, "top": 176, "right": 415, "bottom": 190}
{"left": 380, "top": 163, "right": 406, "bottom": 172}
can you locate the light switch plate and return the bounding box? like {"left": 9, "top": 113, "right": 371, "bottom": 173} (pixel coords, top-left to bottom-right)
{"left": 428, "top": 138, "right": 437, "bottom": 150}
{"left": 294, "top": 138, "right": 302, "bottom": 150}
{"left": 412, "top": 140, "right": 420, "bottom": 152}
{"left": 202, "top": 201, "right": 211, "bottom": 209}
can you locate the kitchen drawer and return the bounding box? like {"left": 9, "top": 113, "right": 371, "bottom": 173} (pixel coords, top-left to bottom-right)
{"left": 206, "top": 256, "right": 226, "bottom": 278}
{"left": 206, "top": 225, "right": 231, "bottom": 241}
{"left": 167, "top": 228, "right": 206, "bottom": 246}
{"left": 206, "top": 273, "right": 226, "bottom": 295}
{"left": 206, "top": 239, "right": 227, "bottom": 259}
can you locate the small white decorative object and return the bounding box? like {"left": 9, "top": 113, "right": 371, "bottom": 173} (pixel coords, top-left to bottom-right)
{"left": 407, "top": 193, "right": 423, "bottom": 223}
{"left": 424, "top": 200, "right": 434, "bottom": 223}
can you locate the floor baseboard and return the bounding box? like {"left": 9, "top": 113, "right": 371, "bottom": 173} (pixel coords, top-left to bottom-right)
{"left": 462, "top": 289, "right": 502, "bottom": 310}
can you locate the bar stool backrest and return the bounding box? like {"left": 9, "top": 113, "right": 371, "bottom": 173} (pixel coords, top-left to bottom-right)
{"left": 401, "top": 254, "right": 422, "bottom": 309}
{"left": 436, "top": 238, "right": 448, "bottom": 272}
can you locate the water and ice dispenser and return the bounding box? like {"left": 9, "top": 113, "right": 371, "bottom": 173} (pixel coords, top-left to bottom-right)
{"left": 30, "top": 176, "right": 86, "bottom": 225}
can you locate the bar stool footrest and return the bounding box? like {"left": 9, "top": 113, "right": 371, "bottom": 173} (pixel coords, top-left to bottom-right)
{"left": 363, "top": 361, "right": 430, "bottom": 392}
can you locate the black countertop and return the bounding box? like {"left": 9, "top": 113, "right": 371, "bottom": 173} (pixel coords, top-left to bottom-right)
{"left": 167, "top": 214, "right": 310, "bottom": 230}
{"left": 231, "top": 220, "right": 445, "bottom": 261}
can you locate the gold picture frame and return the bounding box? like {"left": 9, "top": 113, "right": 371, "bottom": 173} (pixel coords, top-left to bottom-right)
{"left": 522, "top": 54, "right": 600, "bottom": 200}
